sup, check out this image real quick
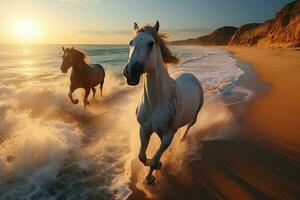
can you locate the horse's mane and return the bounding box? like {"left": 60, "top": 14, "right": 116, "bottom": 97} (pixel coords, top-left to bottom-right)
{"left": 65, "top": 47, "right": 89, "bottom": 64}
{"left": 137, "top": 26, "right": 180, "bottom": 65}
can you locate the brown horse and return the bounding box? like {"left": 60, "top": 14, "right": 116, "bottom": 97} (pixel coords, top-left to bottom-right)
{"left": 60, "top": 47, "right": 105, "bottom": 107}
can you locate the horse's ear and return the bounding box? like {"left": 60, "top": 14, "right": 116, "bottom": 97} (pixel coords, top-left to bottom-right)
{"left": 154, "top": 20, "right": 159, "bottom": 32}
{"left": 134, "top": 22, "right": 139, "bottom": 31}
{"left": 62, "top": 47, "right": 65, "bottom": 51}
{"left": 71, "top": 46, "right": 74, "bottom": 50}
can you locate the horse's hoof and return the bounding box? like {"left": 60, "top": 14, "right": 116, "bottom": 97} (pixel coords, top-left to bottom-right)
{"left": 146, "top": 175, "right": 156, "bottom": 184}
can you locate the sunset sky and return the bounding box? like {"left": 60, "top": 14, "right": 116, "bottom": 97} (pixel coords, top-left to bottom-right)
{"left": 0, "top": 0, "right": 292, "bottom": 44}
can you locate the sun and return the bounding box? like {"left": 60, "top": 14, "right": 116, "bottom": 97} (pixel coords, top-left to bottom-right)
{"left": 15, "top": 19, "right": 39, "bottom": 41}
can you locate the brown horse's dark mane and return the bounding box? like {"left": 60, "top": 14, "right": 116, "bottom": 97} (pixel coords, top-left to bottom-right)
{"left": 137, "top": 26, "right": 180, "bottom": 65}
{"left": 65, "top": 47, "right": 89, "bottom": 65}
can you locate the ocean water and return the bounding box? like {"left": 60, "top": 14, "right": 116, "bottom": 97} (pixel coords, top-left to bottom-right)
{"left": 0, "top": 44, "right": 246, "bottom": 199}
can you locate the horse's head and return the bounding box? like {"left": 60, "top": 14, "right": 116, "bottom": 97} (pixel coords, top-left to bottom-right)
{"left": 123, "top": 21, "right": 160, "bottom": 86}
{"left": 60, "top": 47, "right": 73, "bottom": 73}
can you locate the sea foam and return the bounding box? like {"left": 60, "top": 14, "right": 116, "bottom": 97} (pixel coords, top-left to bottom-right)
{"left": 170, "top": 46, "right": 245, "bottom": 97}
{"left": 0, "top": 45, "right": 248, "bottom": 199}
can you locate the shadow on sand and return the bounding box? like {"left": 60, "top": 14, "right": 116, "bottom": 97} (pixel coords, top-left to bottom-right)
{"left": 129, "top": 137, "right": 300, "bottom": 200}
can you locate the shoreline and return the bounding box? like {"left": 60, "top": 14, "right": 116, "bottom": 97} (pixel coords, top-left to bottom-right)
{"left": 127, "top": 46, "right": 300, "bottom": 200}
{"left": 219, "top": 46, "right": 300, "bottom": 155}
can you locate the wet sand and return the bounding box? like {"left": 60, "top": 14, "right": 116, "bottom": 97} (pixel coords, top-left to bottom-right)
{"left": 127, "top": 47, "right": 300, "bottom": 200}
{"left": 220, "top": 47, "right": 300, "bottom": 154}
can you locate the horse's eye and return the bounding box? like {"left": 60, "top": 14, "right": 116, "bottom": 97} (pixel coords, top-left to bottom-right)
{"left": 148, "top": 41, "right": 154, "bottom": 48}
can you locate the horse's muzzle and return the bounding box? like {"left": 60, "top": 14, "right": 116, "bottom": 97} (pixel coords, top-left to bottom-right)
{"left": 123, "top": 62, "right": 144, "bottom": 86}
{"left": 61, "top": 67, "right": 68, "bottom": 73}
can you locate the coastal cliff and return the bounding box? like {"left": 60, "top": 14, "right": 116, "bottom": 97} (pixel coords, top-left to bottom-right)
{"left": 172, "top": 26, "right": 237, "bottom": 46}
{"left": 228, "top": 23, "right": 261, "bottom": 46}
{"left": 172, "top": 0, "right": 300, "bottom": 48}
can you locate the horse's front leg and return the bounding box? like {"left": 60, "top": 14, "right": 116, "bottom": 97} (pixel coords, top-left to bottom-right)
{"left": 68, "top": 85, "right": 79, "bottom": 104}
{"left": 146, "top": 131, "right": 175, "bottom": 184}
{"left": 138, "top": 126, "right": 152, "bottom": 166}
{"left": 84, "top": 88, "right": 90, "bottom": 108}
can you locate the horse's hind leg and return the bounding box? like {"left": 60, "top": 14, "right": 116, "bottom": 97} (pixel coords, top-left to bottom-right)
{"left": 92, "top": 87, "right": 96, "bottom": 98}
{"left": 99, "top": 80, "right": 104, "bottom": 97}
{"left": 181, "top": 115, "right": 197, "bottom": 141}
{"left": 181, "top": 101, "right": 203, "bottom": 141}
{"left": 83, "top": 88, "right": 90, "bottom": 108}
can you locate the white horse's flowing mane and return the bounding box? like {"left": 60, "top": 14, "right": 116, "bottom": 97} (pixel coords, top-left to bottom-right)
{"left": 136, "top": 25, "right": 180, "bottom": 66}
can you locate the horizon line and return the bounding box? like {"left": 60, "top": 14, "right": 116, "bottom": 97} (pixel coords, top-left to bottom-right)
{"left": 0, "top": 43, "right": 129, "bottom": 46}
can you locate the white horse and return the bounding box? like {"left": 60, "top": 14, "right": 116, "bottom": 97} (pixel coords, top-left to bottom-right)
{"left": 123, "top": 21, "right": 204, "bottom": 184}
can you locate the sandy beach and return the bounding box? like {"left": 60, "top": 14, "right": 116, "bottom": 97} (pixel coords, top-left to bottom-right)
{"left": 128, "top": 46, "right": 300, "bottom": 200}
{"left": 220, "top": 47, "right": 300, "bottom": 154}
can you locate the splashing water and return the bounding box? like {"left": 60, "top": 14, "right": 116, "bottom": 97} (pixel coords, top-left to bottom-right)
{"left": 0, "top": 44, "right": 247, "bottom": 199}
